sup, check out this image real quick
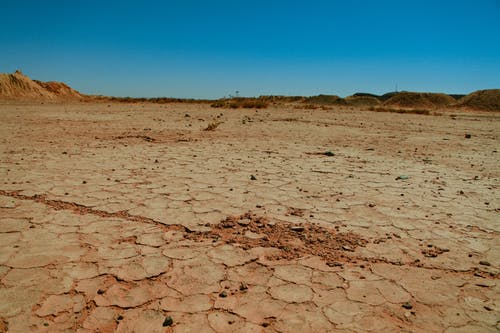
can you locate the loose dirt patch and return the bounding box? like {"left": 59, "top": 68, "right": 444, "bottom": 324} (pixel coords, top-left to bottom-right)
{"left": 187, "top": 212, "right": 368, "bottom": 263}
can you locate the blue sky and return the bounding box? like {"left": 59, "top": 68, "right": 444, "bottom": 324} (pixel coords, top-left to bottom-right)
{"left": 1, "top": 0, "right": 499, "bottom": 98}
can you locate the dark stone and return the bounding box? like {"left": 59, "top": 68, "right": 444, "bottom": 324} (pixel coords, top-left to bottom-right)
{"left": 162, "top": 316, "right": 174, "bottom": 327}
{"left": 250, "top": 175, "right": 257, "bottom": 180}
{"left": 290, "top": 226, "right": 305, "bottom": 232}
{"left": 219, "top": 291, "right": 228, "bottom": 298}
{"left": 402, "top": 302, "right": 413, "bottom": 310}
{"left": 326, "top": 261, "right": 343, "bottom": 267}
{"left": 479, "top": 260, "right": 491, "bottom": 266}
{"left": 465, "top": 134, "right": 471, "bottom": 138}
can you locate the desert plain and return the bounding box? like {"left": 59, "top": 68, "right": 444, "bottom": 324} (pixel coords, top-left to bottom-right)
{"left": 0, "top": 101, "right": 498, "bottom": 332}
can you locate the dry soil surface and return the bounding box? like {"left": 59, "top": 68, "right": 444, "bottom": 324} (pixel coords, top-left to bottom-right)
{"left": 0, "top": 102, "right": 498, "bottom": 332}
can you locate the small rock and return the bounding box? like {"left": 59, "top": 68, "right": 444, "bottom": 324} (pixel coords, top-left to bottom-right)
{"left": 342, "top": 245, "right": 354, "bottom": 252}
{"left": 402, "top": 302, "right": 413, "bottom": 310}
{"left": 97, "top": 289, "right": 105, "bottom": 295}
{"left": 117, "top": 315, "right": 124, "bottom": 321}
{"left": 326, "top": 261, "right": 343, "bottom": 267}
{"left": 221, "top": 221, "right": 234, "bottom": 228}
{"left": 250, "top": 175, "right": 257, "bottom": 180}
{"left": 396, "top": 175, "right": 409, "bottom": 180}
{"left": 290, "top": 226, "right": 304, "bottom": 232}
{"left": 479, "top": 260, "right": 491, "bottom": 266}
{"left": 464, "top": 134, "right": 471, "bottom": 139}
{"left": 237, "top": 218, "right": 251, "bottom": 226}
{"left": 323, "top": 151, "right": 335, "bottom": 156}
{"left": 239, "top": 283, "right": 248, "bottom": 291}
{"left": 162, "top": 316, "right": 173, "bottom": 327}
{"left": 219, "top": 291, "right": 228, "bottom": 298}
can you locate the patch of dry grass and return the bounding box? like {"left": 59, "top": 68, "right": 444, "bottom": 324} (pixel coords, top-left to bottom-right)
{"left": 203, "top": 122, "right": 222, "bottom": 131}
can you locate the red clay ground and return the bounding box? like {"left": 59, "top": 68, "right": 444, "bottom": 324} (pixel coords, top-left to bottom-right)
{"left": 0, "top": 102, "right": 498, "bottom": 332}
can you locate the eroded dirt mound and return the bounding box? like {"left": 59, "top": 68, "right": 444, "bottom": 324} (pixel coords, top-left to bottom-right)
{"left": 457, "top": 89, "right": 500, "bottom": 111}
{"left": 383, "top": 92, "right": 455, "bottom": 108}
{"left": 34, "top": 80, "right": 83, "bottom": 99}
{"left": 188, "top": 212, "right": 368, "bottom": 263}
{"left": 0, "top": 70, "right": 83, "bottom": 100}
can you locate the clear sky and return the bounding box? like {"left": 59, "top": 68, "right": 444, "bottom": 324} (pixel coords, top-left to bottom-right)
{"left": 1, "top": 0, "right": 499, "bottom": 98}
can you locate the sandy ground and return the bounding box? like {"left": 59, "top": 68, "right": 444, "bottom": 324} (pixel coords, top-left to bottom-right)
{"left": 0, "top": 102, "right": 498, "bottom": 332}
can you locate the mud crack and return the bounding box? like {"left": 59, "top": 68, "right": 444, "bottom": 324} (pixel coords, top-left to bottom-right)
{"left": 0, "top": 190, "right": 187, "bottom": 233}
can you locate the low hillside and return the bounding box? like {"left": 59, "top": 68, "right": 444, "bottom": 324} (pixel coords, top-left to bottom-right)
{"left": 383, "top": 92, "right": 455, "bottom": 109}
{"left": 304, "top": 94, "right": 346, "bottom": 105}
{"left": 456, "top": 89, "right": 500, "bottom": 111}
{"left": 345, "top": 95, "right": 381, "bottom": 107}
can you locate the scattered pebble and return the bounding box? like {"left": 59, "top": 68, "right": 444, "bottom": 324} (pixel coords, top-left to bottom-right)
{"left": 402, "top": 302, "right": 413, "bottom": 310}
{"left": 464, "top": 134, "right": 471, "bottom": 139}
{"left": 479, "top": 260, "right": 491, "bottom": 266}
{"left": 342, "top": 245, "right": 354, "bottom": 252}
{"left": 290, "top": 225, "right": 304, "bottom": 232}
{"left": 250, "top": 175, "right": 257, "bottom": 180}
{"left": 237, "top": 218, "right": 251, "bottom": 226}
{"left": 162, "top": 316, "right": 173, "bottom": 327}
{"left": 219, "top": 291, "right": 228, "bottom": 298}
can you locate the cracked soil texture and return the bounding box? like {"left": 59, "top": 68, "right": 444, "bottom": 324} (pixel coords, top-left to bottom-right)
{"left": 0, "top": 102, "right": 498, "bottom": 332}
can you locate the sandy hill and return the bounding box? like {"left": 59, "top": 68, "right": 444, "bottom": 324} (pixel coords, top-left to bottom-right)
{"left": 383, "top": 92, "right": 455, "bottom": 109}
{"left": 456, "top": 89, "right": 500, "bottom": 111}
{"left": 304, "top": 94, "right": 346, "bottom": 105}
{"left": 0, "top": 70, "right": 83, "bottom": 100}
{"left": 344, "top": 95, "right": 381, "bottom": 107}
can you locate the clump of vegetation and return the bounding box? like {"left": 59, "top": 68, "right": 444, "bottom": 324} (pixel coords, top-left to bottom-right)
{"left": 99, "top": 96, "right": 213, "bottom": 104}
{"left": 211, "top": 97, "right": 269, "bottom": 109}
{"left": 204, "top": 121, "right": 222, "bottom": 131}
{"left": 367, "top": 106, "right": 431, "bottom": 115}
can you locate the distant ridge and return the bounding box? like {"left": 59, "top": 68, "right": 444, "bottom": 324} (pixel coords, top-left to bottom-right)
{"left": 0, "top": 70, "right": 83, "bottom": 100}
{"left": 0, "top": 71, "right": 498, "bottom": 111}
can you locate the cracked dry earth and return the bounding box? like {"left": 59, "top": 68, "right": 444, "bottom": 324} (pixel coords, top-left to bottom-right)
{"left": 0, "top": 102, "right": 498, "bottom": 333}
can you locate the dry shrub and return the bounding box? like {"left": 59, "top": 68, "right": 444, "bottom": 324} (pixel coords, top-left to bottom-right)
{"left": 367, "top": 106, "right": 431, "bottom": 115}
{"left": 204, "top": 122, "right": 222, "bottom": 131}
{"left": 211, "top": 97, "right": 269, "bottom": 109}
